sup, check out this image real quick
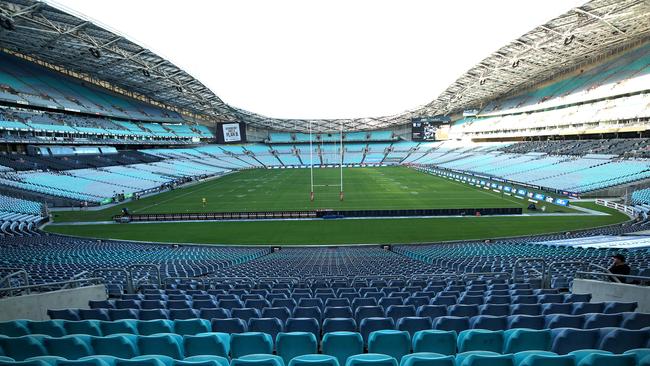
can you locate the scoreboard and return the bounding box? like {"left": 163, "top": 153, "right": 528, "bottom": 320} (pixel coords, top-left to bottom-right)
{"left": 411, "top": 116, "right": 449, "bottom": 141}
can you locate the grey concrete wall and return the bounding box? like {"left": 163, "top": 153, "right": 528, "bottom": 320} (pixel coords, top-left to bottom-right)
{"left": 573, "top": 279, "right": 650, "bottom": 312}
{"left": 0, "top": 285, "right": 106, "bottom": 321}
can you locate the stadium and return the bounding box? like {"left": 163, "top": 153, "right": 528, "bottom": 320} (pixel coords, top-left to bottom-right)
{"left": 1, "top": 0, "right": 650, "bottom": 365}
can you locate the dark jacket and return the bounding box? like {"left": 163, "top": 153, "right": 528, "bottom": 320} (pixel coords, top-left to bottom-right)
{"left": 609, "top": 263, "right": 631, "bottom": 282}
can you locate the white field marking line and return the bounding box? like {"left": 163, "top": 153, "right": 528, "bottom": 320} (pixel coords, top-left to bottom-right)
{"left": 131, "top": 171, "right": 267, "bottom": 213}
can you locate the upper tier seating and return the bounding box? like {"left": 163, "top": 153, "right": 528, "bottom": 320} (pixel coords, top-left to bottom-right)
{"left": 0, "top": 107, "right": 210, "bottom": 143}
{"left": 268, "top": 131, "right": 397, "bottom": 144}
{"left": 0, "top": 52, "right": 182, "bottom": 122}
{"left": 481, "top": 43, "right": 650, "bottom": 116}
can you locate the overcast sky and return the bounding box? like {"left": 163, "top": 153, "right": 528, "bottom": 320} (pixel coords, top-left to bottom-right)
{"left": 52, "top": 0, "right": 585, "bottom": 119}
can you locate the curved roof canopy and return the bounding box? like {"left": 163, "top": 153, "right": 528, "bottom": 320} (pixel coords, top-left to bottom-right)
{"left": 0, "top": 0, "right": 648, "bottom": 132}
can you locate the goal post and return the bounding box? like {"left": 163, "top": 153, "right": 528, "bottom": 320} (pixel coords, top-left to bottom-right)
{"left": 309, "top": 119, "right": 344, "bottom": 201}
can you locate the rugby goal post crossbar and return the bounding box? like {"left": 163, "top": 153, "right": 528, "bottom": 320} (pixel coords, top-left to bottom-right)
{"left": 309, "top": 120, "right": 344, "bottom": 201}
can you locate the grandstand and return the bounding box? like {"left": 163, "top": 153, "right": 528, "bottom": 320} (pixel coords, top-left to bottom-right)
{"left": 1, "top": 1, "right": 650, "bottom": 366}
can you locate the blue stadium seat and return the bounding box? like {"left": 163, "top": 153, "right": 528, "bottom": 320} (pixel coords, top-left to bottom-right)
{"left": 322, "top": 318, "right": 357, "bottom": 333}
{"left": 469, "top": 316, "right": 508, "bottom": 331}
{"left": 479, "top": 305, "right": 510, "bottom": 317}
{"left": 597, "top": 328, "right": 649, "bottom": 354}
{"left": 386, "top": 306, "right": 417, "bottom": 323}
{"left": 396, "top": 317, "right": 433, "bottom": 337}
{"left": 212, "top": 318, "right": 248, "bottom": 334}
{"left": 232, "top": 309, "right": 262, "bottom": 323}
{"left": 507, "top": 315, "right": 545, "bottom": 330}
{"left": 324, "top": 307, "right": 353, "bottom": 319}
{"left": 248, "top": 318, "right": 284, "bottom": 343}
{"left": 551, "top": 329, "right": 600, "bottom": 354}
{"left": 285, "top": 318, "right": 318, "bottom": 338}
{"left": 417, "top": 306, "right": 448, "bottom": 320}
{"left": 432, "top": 317, "right": 470, "bottom": 334}
{"left": 359, "top": 317, "right": 395, "bottom": 345}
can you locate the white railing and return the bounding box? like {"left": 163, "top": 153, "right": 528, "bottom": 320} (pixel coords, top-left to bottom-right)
{"left": 595, "top": 199, "right": 636, "bottom": 217}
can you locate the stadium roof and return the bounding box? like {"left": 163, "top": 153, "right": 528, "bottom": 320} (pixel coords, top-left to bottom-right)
{"left": 0, "top": 0, "right": 648, "bottom": 132}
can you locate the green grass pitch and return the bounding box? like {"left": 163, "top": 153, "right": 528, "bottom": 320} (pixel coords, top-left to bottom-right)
{"left": 46, "top": 167, "right": 628, "bottom": 245}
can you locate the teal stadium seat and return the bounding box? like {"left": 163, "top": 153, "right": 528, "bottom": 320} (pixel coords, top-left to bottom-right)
{"left": 412, "top": 330, "right": 457, "bottom": 355}
{"left": 399, "top": 353, "right": 455, "bottom": 366}
{"left": 503, "top": 329, "right": 551, "bottom": 353}
{"left": 181, "top": 355, "right": 230, "bottom": 366}
{"left": 174, "top": 319, "right": 211, "bottom": 336}
{"left": 28, "top": 320, "right": 66, "bottom": 337}
{"left": 230, "top": 332, "right": 274, "bottom": 358}
{"left": 137, "top": 334, "right": 184, "bottom": 359}
{"left": 91, "top": 334, "right": 139, "bottom": 359}
{"left": 345, "top": 354, "right": 398, "bottom": 366}
{"left": 514, "top": 352, "right": 573, "bottom": 366}
{"left": 231, "top": 354, "right": 285, "bottom": 366}
{"left": 0, "top": 320, "right": 29, "bottom": 337}
{"left": 458, "top": 330, "right": 504, "bottom": 353}
{"left": 100, "top": 320, "right": 138, "bottom": 336}
{"left": 288, "top": 354, "right": 340, "bottom": 366}
{"left": 138, "top": 320, "right": 174, "bottom": 336}
{"left": 276, "top": 332, "right": 318, "bottom": 364}
{"left": 321, "top": 332, "right": 364, "bottom": 366}
{"left": 568, "top": 350, "right": 612, "bottom": 365}
{"left": 455, "top": 351, "right": 514, "bottom": 366}
{"left": 368, "top": 330, "right": 411, "bottom": 362}
{"left": 183, "top": 333, "right": 231, "bottom": 358}
{"left": 64, "top": 321, "right": 103, "bottom": 337}
{"left": 43, "top": 335, "right": 93, "bottom": 359}
{"left": 576, "top": 354, "right": 636, "bottom": 366}
{"left": 0, "top": 335, "right": 48, "bottom": 361}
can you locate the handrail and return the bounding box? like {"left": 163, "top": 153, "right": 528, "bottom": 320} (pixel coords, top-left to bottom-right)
{"left": 92, "top": 268, "right": 131, "bottom": 294}
{"left": 0, "top": 270, "right": 30, "bottom": 294}
{"left": 461, "top": 272, "right": 511, "bottom": 282}
{"left": 0, "top": 277, "right": 104, "bottom": 297}
{"left": 574, "top": 271, "right": 650, "bottom": 283}
{"left": 544, "top": 261, "right": 588, "bottom": 288}
{"left": 62, "top": 271, "right": 90, "bottom": 290}
{"left": 512, "top": 258, "right": 547, "bottom": 285}
{"left": 257, "top": 277, "right": 301, "bottom": 285}
{"left": 128, "top": 264, "right": 161, "bottom": 293}
{"left": 410, "top": 273, "right": 459, "bottom": 281}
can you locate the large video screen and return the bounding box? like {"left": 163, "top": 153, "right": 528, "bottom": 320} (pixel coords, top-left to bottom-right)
{"left": 216, "top": 122, "right": 247, "bottom": 144}
{"left": 411, "top": 116, "right": 449, "bottom": 141}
